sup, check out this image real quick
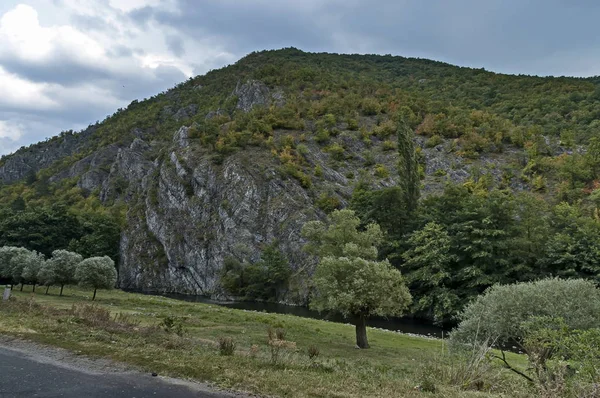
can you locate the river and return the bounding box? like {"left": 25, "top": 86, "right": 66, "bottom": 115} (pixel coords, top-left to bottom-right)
{"left": 160, "top": 292, "right": 447, "bottom": 338}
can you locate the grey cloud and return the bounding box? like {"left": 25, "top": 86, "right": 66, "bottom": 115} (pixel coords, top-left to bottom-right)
{"left": 165, "top": 34, "right": 185, "bottom": 57}
{"left": 135, "top": 0, "right": 600, "bottom": 76}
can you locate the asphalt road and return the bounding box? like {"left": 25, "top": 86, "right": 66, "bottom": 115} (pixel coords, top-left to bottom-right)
{"left": 0, "top": 346, "right": 237, "bottom": 398}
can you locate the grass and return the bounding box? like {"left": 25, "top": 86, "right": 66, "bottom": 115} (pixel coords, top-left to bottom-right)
{"left": 0, "top": 286, "right": 533, "bottom": 397}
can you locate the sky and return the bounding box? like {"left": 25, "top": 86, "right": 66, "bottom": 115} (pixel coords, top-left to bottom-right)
{"left": 1, "top": 0, "right": 599, "bottom": 156}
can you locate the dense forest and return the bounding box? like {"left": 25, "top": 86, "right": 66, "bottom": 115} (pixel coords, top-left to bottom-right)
{"left": 1, "top": 48, "right": 599, "bottom": 324}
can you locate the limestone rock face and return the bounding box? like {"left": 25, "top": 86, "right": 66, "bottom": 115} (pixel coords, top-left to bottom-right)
{"left": 233, "top": 80, "right": 285, "bottom": 112}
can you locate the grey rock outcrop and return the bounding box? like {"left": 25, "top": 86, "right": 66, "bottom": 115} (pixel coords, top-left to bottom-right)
{"left": 233, "top": 80, "right": 285, "bottom": 112}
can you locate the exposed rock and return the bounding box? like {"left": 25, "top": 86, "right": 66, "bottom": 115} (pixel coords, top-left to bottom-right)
{"left": 205, "top": 109, "right": 225, "bottom": 119}
{"left": 173, "top": 104, "right": 198, "bottom": 122}
{"left": 0, "top": 126, "right": 97, "bottom": 184}
{"left": 233, "top": 80, "right": 285, "bottom": 112}
{"left": 174, "top": 127, "right": 189, "bottom": 148}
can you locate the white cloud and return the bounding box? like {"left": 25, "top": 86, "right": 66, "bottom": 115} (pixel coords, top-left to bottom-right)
{"left": 0, "top": 66, "right": 57, "bottom": 110}
{"left": 0, "top": 120, "right": 23, "bottom": 141}
{"left": 0, "top": 4, "right": 104, "bottom": 62}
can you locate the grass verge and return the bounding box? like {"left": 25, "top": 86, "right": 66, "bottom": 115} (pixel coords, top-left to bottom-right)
{"left": 0, "top": 286, "right": 532, "bottom": 397}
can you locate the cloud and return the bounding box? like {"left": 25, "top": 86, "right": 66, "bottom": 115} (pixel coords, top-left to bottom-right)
{"left": 0, "top": 1, "right": 205, "bottom": 155}
{"left": 1, "top": 0, "right": 600, "bottom": 157}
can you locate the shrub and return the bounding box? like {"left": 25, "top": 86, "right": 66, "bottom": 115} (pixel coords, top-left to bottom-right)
{"left": 314, "top": 165, "right": 324, "bottom": 177}
{"left": 425, "top": 134, "right": 443, "bottom": 148}
{"left": 451, "top": 278, "right": 600, "bottom": 347}
{"left": 218, "top": 337, "right": 236, "bottom": 356}
{"left": 325, "top": 143, "right": 345, "bottom": 161}
{"left": 347, "top": 118, "right": 359, "bottom": 130}
{"left": 315, "top": 129, "right": 330, "bottom": 144}
{"left": 160, "top": 316, "right": 186, "bottom": 336}
{"left": 373, "top": 120, "right": 396, "bottom": 138}
{"left": 361, "top": 98, "right": 381, "bottom": 116}
{"left": 307, "top": 345, "right": 320, "bottom": 360}
{"left": 382, "top": 140, "right": 396, "bottom": 151}
{"left": 374, "top": 164, "right": 390, "bottom": 178}
{"left": 316, "top": 193, "right": 341, "bottom": 213}
{"left": 363, "top": 150, "right": 375, "bottom": 166}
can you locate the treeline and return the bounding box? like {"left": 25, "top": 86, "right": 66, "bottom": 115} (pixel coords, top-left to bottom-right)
{"left": 351, "top": 183, "right": 600, "bottom": 324}
{"left": 0, "top": 203, "right": 120, "bottom": 261}
{"left": 0, "top": 247, "right": 116, "bottom": 300}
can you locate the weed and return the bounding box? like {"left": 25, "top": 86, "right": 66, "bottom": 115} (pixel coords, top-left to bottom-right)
{"left": 160, "top": 315, "right": 185, "bottom": 336}
{"left": 307, "top": 345, "right": 320, "bottom": 360}
{"left": 218, "top": 337, "right": 236, "bottom": 356}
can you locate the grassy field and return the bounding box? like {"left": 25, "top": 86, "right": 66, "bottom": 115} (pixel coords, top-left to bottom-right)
{"left": 0, "top": 286, "right": 532, "bottom": 397}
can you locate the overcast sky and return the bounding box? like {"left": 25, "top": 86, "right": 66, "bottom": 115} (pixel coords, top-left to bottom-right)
{"left": 1, "top": 0, "right": 599, "bottom": 156}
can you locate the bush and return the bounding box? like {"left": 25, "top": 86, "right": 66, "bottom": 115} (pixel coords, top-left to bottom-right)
{"left": 316, "top": 193, "right": 341, "bottom": 213}
{"left": 425, "top": 134, "right": 443, "bottom": 148}
{"left": 315, "top": 129, "right": 330, "bottom": 144}
{"left": 373, "top": 120, "right": 396, "bottom": 138}
{"left": 218, "top": 337, "right": 236, "bottom": 356}
{"left": 361, "top": 98, "right": 381, "bottom": 116}
{"left": 382, "top": 140, "right": 396, "bottom": 151}
{"left": 374, "top": 164, "right": 390, "bottom": 178}
{"left": 307, "top": 345, "right": 320, "bottom": 360}
{"left": 160, "top": 316, "right": 186, "bottom": 336}
{"left": 451, "top": 278, "right": 600, "bottom": 347}
{"left": 325, "top": 143, "right": 345, "bottom": 161}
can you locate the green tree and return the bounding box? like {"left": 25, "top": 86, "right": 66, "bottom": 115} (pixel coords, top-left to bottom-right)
{"left": 401, "top": 222, "right": 458, "bottom": 323}
{"left": 0, "top": 246, "right": 30, "bottom": 286}
{"left": 47, "top": 250, "right": 83, "bottom": 296}
{"left": 8, "top": 249, "right": 39, "bottom": 291}
{"left": 37, "top": 260, "right": 57, "bottom": 294}
{"left": 75, "top": 256, "right": 117, "bottom": 300}
{"left": 397, "top": 118, "right": 420, "bottom": 213}
{"left": 0, "top": 205, "right": 82, "bottom": 257}
{"left": 68, "top": 213, "right": 121, "bottom": 262}
{"left": 302, "top": 209, "right": 412, "bottom": 348}
{"left": 21, "top": 251, "right": 45, "bottom": 292}
{"left": 219, "top": 243, "right": 291, "bottom": 301}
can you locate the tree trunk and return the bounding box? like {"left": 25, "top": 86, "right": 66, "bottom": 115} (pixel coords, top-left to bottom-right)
{"left": 32, "top": 284, "right": 35, "bottom": 293}
{"left": 92, "top": 288, "right": 97, "bottom": 301}
{"left": 355, "top": 314, "right": 369, "bottom": 349}
{"left": 20, "top": 284, "right": 24, "bottom": 292}
{"left": 45, "top": 285, "right": 50, "bottom": 295}
{"left": 60, "top": 285, "right": 64, "bottom": 296}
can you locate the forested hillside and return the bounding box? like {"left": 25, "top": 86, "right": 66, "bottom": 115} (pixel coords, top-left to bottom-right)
{"left": 1, "top": 48, "right": 599, "bottom": 323}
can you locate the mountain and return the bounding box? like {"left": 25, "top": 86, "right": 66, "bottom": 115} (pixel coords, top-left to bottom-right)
{"left": 1, "top": 48, "right": 599, "bottom": 299}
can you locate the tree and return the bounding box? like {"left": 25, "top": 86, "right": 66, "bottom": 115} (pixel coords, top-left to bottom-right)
{"left": 451, "top": 278, "right": 600, "bottom": 347}
{"left": 21, "top": 251, "right": 45, "bottom": 292}
{"left": 75, "top": 256, "right": 117, "bottom": 300}
{"left": 401, "top": 222, "right": 458, "bottom": 323}
{"left": 47, "top": 250, "right": 83, "bottom": 296}
{"left": 37, "top": 260, "right": 57, "bottom": 294}
{"left": 0, "top": 246, "right": 26, "bottom": 283}
{"left": 219, "top": 243, "right": 291, "bottom": 301}
{"left": 8, "top": 249, "right": 39, "bottom": 291}
{"left": 0, "top": 246, "right": 32, "bottom": 289}
{"left": 397, "top": 117, "right": 420, "bottom": 214}
{"left": 302, "top": 209, "right": 412, "bottom": 348}
{"left": 0, "top": 205, "right": 82, "bottom": 257}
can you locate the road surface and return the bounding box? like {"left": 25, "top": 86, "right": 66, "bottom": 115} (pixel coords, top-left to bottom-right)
{"left": 0, "top": 341, "right": 244, "bottom": 398}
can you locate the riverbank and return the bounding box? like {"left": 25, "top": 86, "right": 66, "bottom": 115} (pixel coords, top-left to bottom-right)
{"left": 0, "top": 286, "right": 531, "bottom": 397}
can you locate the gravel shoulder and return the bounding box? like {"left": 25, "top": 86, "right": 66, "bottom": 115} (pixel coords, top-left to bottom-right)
{"left": 0, "top": 336, "right": 254, "bottom": 398}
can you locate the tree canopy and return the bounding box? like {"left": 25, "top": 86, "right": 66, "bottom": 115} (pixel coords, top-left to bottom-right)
{"left": 75, "top": 256, "right": 118, "bottom": 300}
{"left": 302, "top": 209, "right": 411, "bottom": 348}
